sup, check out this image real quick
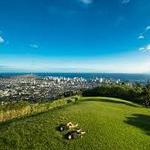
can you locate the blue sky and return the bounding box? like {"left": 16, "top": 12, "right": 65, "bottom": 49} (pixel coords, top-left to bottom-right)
{"left": 0, "top": 0, "right": 150, "bottom": 73}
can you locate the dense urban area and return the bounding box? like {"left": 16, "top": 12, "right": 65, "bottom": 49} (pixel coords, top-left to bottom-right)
{"left": 0, "top": 75, "right": 120, "bottom": 102}
{"left": 0, "top": 74, "right": 150, "bottom": 107}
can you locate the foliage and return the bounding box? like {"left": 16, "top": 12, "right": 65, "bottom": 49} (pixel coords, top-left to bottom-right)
{"left": 141, "top": 84, "right": 150, "bottom": 107}
{"left": 82, "top": 83, "right": 144, "bottom": 104}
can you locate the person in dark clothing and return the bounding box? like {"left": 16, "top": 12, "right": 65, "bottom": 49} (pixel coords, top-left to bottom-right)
{"left": 65, "top": 129, "right": 86, "bottom": 140}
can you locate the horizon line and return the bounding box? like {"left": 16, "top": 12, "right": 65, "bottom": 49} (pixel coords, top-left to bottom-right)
{"left": 0, "top": 72, "right": 149, "bottom": 75}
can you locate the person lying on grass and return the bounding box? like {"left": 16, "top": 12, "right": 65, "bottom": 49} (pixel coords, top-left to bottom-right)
{"left": 58, "top": 122, "right": 78, "bottom": 131}
{"left": 65, "top": 129, "right": 86, "bottom": 140}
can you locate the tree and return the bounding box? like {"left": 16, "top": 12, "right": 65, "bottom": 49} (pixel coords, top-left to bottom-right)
{"left": 141, "top": 84, "right": 150, "bottom": 107}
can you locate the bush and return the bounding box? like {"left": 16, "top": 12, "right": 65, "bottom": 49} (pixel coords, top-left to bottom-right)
{"left": 82, "top": 84, "right": 143, "bottom": 104}
{"left": 66, "top": 96, "right": 80, "bottom": 103}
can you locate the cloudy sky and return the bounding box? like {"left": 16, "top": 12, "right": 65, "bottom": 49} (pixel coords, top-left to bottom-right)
{"left": 0, "top": 0, "right": 150, "bottom": 73}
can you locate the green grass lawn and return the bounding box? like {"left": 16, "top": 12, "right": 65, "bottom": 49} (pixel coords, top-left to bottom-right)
{"left": 0, "top": 97, "right": 150, "bottom": 150}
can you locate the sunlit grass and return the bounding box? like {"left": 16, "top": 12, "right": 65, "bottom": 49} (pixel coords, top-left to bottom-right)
{"left": 0, "top": 97, "right": 150, "bottom": 150}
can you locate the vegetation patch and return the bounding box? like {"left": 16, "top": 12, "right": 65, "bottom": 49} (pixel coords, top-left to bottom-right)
{"left": 82, "top": 83, "right": 150, "bottom": 106}
{"left": 0, "top": 96, "right": 79, "bottom": 122}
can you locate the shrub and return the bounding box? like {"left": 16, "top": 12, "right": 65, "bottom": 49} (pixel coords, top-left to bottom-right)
{"left": 82, "top": 84, "right": 143, "bottom": 104}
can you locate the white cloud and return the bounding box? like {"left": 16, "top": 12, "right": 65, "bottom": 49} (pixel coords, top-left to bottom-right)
{"left": 139, "top": 44, "right": 150, "bottom": 52}
{"left": 139, "top": 47, "right": 145, "bottom": 51}
{"left": 80, "top": 0, "right": 93, "bottom": 4}
{"left": 145, "top": 26, "right": 150, "bottom": 31}
{"left": 146, "top": 44, "right": 150, "bottom": 51}
{"left": 29, "top": 44, "right": 39, "bottom": 49}
{"left": 0, "top": 36, "right": 4, "bottom": 44}
{"left": 122, "top": 0, "right": 130, "bottom": 4}
{"left": 138, "top": 35, "right": 144, "bottom": 39}
{"left": 138, "top": 25, "right": 150, "bottom": 39}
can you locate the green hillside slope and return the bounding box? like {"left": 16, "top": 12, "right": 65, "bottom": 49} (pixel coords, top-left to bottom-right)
{"left": 0, "top": 97, "right": 150, "bottom": 150}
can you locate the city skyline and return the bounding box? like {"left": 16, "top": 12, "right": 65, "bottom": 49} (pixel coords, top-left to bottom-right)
{"left": 0, "top": 0, "right": 150, "bottom": 73}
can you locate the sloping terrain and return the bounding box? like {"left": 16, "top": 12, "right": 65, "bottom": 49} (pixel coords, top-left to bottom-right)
{"left": 0, "top": 97, "right": 150, "bottom": 150}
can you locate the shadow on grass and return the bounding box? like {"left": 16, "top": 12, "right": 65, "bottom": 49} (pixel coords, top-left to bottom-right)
{"left": 125, "top": 114, "right": 150, "bottom": 136}
{"left": 81, "top": 98, "right": 139, "bottom": 107}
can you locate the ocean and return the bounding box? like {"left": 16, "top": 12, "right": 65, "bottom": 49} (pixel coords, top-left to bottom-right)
{"left": 0, "top": 73, "right": 150, "bottom": 83}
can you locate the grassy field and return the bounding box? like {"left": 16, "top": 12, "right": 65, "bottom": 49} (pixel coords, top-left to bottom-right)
{"left": 0, "top": 97, "right": 150, "bottom": 150}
